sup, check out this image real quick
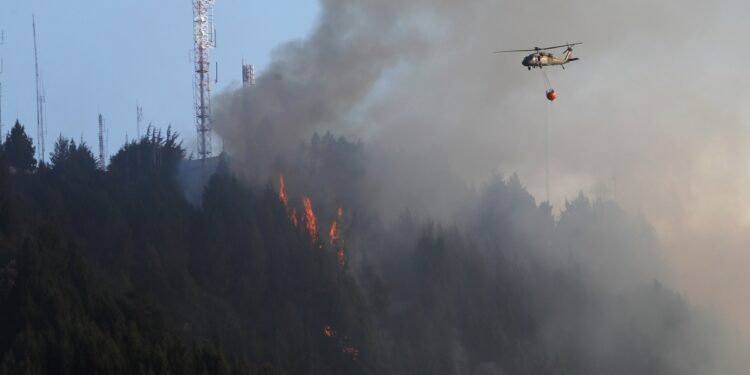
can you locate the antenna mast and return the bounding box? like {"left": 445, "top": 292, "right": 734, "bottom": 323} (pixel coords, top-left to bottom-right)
{"left": 33, "top": 16, "right": 46, "bottom": 163}
{"left": 242, "top": 63, "right": 255, "bottom": 87}
{"left": 136, "top": 104, "right": 143, "bottom": 139}
{"left": 98, "top": 113, "right": 105, "bottom": 169}
{"left": 193, "top": 0, "right": 217, "bottom": 160}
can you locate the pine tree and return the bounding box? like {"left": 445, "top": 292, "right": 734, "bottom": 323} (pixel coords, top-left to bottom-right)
{"left": 4, "top": 121, "right": 36, "bottom": 173}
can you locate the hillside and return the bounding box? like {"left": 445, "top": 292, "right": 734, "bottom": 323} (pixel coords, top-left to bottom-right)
{"left": 0, "top": 121, "right": 733, "bottom": 374}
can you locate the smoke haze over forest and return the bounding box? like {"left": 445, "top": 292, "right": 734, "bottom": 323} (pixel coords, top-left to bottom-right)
{"left": 215, "top": 0, "right": 750, "bottom": 338}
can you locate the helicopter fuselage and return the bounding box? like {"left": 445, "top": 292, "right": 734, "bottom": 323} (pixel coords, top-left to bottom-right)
{"left": 494, "top": 43, "right": 582, "bottom": 70}
{"left": 522, "top": 52, "right": 578, "bottom": 69}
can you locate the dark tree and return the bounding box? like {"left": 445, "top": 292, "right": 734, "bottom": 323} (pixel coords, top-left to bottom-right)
{"left": 4, "top": 121, "right": 36, "bottom": 173}
{"left": 109, "top": 126, "right": 184, "bottom": 183}
{"left": 49, "top": 136, "right": 98, "bottom": 177}
{"left": 49, "top": 135, "right": 73, "bottom": 167}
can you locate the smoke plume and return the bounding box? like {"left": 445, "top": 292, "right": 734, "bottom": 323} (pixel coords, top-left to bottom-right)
{"left": 214, "top": 0, "right": 750, "bottom": 361}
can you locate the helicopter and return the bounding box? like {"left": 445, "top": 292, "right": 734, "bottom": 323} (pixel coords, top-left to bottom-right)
{"left": 494, "top": 43, "right": 582, "bottom": 70}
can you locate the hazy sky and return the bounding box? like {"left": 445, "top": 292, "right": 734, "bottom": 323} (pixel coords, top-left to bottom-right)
{"left": 0, "top": 0, "right": 319, "bottom": 155}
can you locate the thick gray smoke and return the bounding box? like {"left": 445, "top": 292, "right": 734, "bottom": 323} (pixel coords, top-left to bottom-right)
{"left": 214, "top": 0, "right": 750, "bottom": 359}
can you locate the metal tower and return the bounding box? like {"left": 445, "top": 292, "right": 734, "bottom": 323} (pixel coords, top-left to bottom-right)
{"left": 193, "top": 0, "right": 217, "bottom": 160}
{"left": 136, "top": 104, "right": 143, "bottom": 139}
{"left": 98, "top": 113, "right": 105, "bottom": 169}
{"left": 242, "top": 63, "right": 255, "bottom": 87}
{"left": 33, "top": 16, "right": 47, "bottom": 163}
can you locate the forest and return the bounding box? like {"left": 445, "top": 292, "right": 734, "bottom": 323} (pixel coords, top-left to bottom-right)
{"left": 0, "top": 120, "right": 736, "bottom": 374}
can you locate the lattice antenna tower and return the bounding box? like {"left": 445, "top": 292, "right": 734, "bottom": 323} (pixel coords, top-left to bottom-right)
{"left": 242, "top": 62, "right": 255, "bottom": 87}
{"left": 33, "top": 16, "right": 47, "bottom": 163}
{"left": 193, "top": 0, "right": 217, "bottom": 160}
{"left": 136, "top": 103, "right": 143, "bottom": 139}
{"left": 98, "top": 113, "right": 105, "bottom": 169}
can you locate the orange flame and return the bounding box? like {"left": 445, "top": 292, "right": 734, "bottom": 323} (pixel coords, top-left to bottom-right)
{"left": 279, "top": 175, "right": 300, "bottom": 227}
{"left": 290, "top": 208, "right": 299, "bottom": 227}
{"left": 329, "top": 221, "right": 339, "bottom": 242}
{"left": 329, "top": 207, "right": 345, "bottom": 266}
{"left": 329, "top": 208, "right": 343, "bottom": 244}
{"left": 279, "top": 175, "right": 289, "bottom": 207}
{"left": 303, "top": 197, "right": 317, "bottom": 238}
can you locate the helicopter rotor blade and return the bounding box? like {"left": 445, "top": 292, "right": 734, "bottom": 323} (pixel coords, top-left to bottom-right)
{"left": 539, "top": 42, "right": 582, "bottom": 51}
{"left": 493, "top": 49, "right": 538, "bottom": 53}
{"left": 494, "top": 43, "right": 581, "bottom": 54}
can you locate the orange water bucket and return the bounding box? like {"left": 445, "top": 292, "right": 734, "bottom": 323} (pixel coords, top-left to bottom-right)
{"left": 546, "top": 89, "right": 557, "bottom": 101}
